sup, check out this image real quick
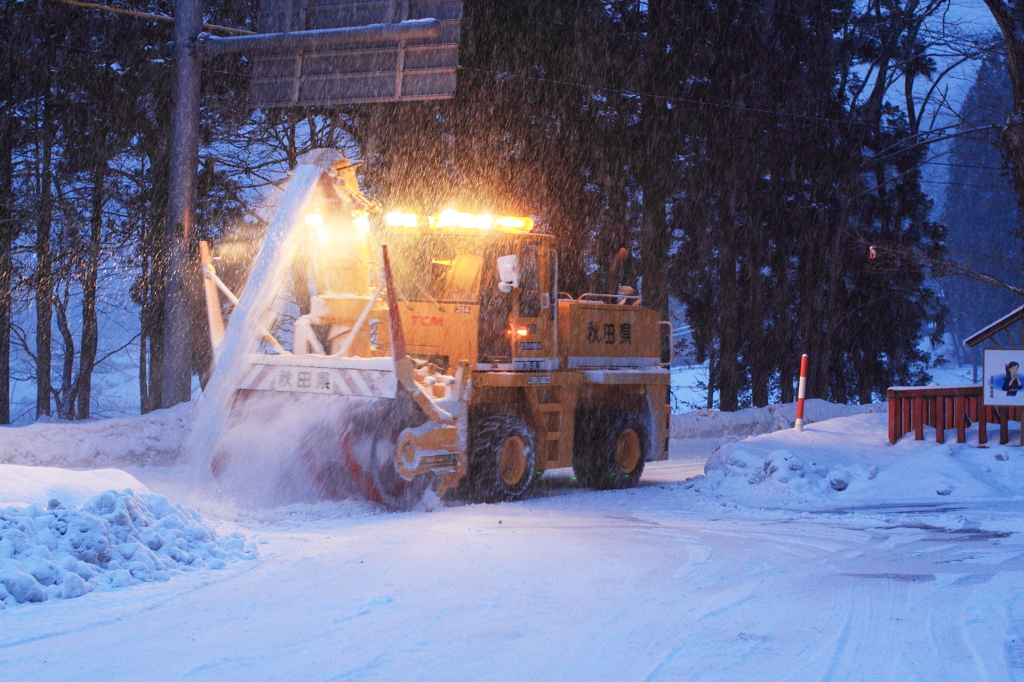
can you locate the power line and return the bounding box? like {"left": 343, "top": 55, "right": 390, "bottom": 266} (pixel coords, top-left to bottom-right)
{"left": 458, "top": 64, "right": 992, "bottom": 137}
{"left": 460, "top": 66, "right": 1021, "bottom": 175}
{"left": 460, "top": 65, "right": 867, "bottom": 127}
{"left": 919, "top": 178, "right": 1012, "bottom": 190}
{"left": 48, "top": 0, "right": 254, "bottom": 35}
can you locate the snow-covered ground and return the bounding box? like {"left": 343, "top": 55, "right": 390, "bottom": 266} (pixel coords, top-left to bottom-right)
{"left": 669, "top": 356, "right": 982, "bottom": 413}
{"left": 0, "top": 403, "right": 192, "bottom": 469}
{"left": 2, "top": 401, "right": 1023, "bottom": 680}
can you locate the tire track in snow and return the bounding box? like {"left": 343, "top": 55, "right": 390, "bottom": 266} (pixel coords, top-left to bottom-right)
{"left": 921, "top": 576, "right": 988, "bottom": 681}
{"left": 639, "top": 518, "right": 877, "bottom": 681}
{"left": 640, "top": 513, "right": 1020, "bottom": 681}
{"left": 0, "top": 558, "right": 263, "bottom": 651}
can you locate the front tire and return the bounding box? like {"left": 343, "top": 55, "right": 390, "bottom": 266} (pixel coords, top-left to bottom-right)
{"left": 573, "top": 409, "right": 649, "bottom": 490}
{"left": 466, "top": 414, "right": 538, "bottom": 502}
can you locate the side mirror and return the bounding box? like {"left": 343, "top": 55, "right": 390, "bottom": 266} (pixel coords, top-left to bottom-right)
{"left": 496, "top": 255, "right": 519, "bottom": 293}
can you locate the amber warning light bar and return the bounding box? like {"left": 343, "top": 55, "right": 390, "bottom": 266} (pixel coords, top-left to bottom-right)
{"left": 385, "top": 210, "right": 534, "bottom": 232}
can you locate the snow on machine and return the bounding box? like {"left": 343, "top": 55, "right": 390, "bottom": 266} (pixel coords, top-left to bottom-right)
{"left": 195, "top": 149, "right": 673, "bottom": 509}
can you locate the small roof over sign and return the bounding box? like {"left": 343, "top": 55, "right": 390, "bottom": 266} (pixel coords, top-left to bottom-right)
{"left": 251, "top": 0, "right": 462, "bottom": 108}
{"left": 964, "top": 304, "right": 1024, "bottom": 347}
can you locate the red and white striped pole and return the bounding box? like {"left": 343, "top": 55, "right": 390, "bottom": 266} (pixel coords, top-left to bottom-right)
{"left": 795, "top": 354, "right": 809, "bottom": 432}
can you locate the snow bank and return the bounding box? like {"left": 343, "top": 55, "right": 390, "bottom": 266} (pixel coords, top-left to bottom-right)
{"left": 671, "top": 399, "right": 881, "bottom": 440}
{"left": 697, "top": 412, "right": 1024, "bottom": 508}
{"left": 0, "top": 467, "right": 255, "bottom": 608}
{"left": 0, "top": 464, "right": 149, "bottom": 509}
{"left": 0, "top": 491, "right": 255, "bottom": 607}
{"left": 0, "top": 403, "right": 192, "bottom": 468}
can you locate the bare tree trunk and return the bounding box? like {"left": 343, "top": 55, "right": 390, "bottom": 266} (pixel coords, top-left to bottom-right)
{"left": 817, "top": 225, "right": 845, "bottom": 401}
{"left": 706, "top": 345, "right": 717, "bottom": 410}
{"left": 858, "top": 355, "right": 873, "bottom": 404}
{"left": 800, "top": 245, "right": 826, "bottom": 402}
{"left": 717, "top": 244, "right": 741, "bottom": 411}
{"left": 77, "top": 158, "right": 105, "bottom": 419}
{"left": 779, "top": 352, "right": 795, "bottom": 403}
{"left": 145, "top": 256, "right": 166, "bottom": 412}
{"left": 139, "top": 250, "right": 150, "bottom": 412}
{"left": 142, "top": 139, "right": 170, "bottom": 413}
{"left": 54, "top": 291, "right": 76, "bottom": 420}
{"left": 0, "top": 95, "right": 13, "bottom": 424}
{"left": 35, "top": 91, "right": 53, "bottom": 418}
{"left": 717, "top": 190, "right": 741, "bottom": 412}
{"left": 747, "top": 231, "right": 769, "bottom": 407}
{"left": 982, "top": 1, "right": 1024, "bottom": 220}
{"left": 639, "top": 176, "right": 671, "bottom": 321}
{"left": 637, "top": 0, "right": 673, "bottom": 326}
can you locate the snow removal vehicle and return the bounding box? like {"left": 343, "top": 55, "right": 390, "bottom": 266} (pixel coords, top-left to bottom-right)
{"left": 196, "top": 149, "right": 672, "bottom": 509}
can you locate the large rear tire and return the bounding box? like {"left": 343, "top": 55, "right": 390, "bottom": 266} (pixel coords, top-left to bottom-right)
{"left": 573, "top": 409, "right": 648, "bottom": 490}
{"left": 466, "top": 414, "right": 537, "bottom": 502}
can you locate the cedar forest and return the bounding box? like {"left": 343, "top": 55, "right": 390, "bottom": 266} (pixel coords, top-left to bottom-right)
{"left": 0, "top": 0, "right": 1015, "bottom": 423}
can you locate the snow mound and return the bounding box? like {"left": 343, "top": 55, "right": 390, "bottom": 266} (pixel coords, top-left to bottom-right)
{"left": 0, "top": 488, "right": 256, "bottom": 608}
{"left": 0, "top": 403, "right": 192, "bottom": 469}
{"left": 697, "top": 412, "right": 1024, "bottom": 508}
{"left": 0, "top": 464, "right": 149, "bottom": 509}
{"left": 672, "top": 399, "right": 881, "bottom": 440}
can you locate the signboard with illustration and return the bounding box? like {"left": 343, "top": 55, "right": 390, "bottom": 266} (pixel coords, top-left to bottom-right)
{"left": 983, "top": 348, "right": 1024, "bottom": 406}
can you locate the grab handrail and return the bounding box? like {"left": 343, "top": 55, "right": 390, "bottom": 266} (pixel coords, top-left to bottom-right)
{"left": 658, "top": 321, "right": 674, "bottom": 368}
{"left": 578, "top": 292, "right": 642, "bottom": 305}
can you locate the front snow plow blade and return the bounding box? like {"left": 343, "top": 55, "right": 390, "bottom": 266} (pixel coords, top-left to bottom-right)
{"left": 225, "top": 353, "right": 468, "bottom": 504}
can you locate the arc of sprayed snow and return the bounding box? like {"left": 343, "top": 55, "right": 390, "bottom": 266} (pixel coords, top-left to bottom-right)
{"left": 184, "top": 160, "right": 327, "bottom": 482}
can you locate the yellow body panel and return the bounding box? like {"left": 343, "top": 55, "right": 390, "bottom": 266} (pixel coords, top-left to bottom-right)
{"left": 557, "top": 300, "right": 661, "bottom": 366}
{"left": 378, "top": 228, "right": 670, "bottom": 474}
{"left": 398, "top": 302, "right": 479, "bottom": 372}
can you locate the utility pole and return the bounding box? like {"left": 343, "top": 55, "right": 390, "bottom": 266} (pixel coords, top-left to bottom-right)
{"left": 160, "top": 0, "right": 441, "bottom": 408}
{"left": 161, "top": 0, "right": 204, "bottom": 407}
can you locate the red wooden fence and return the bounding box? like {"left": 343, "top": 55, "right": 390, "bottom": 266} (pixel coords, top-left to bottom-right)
{"left": 887, "top": 385, "right": 1020, "bottom": 445}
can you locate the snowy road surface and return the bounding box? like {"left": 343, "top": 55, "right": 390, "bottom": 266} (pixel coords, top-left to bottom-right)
{"left": 2, "top": 411, "right": 1024, "bottom": 680}
{"left": 4, "top": 479, "right": 1024, "bottom": 679}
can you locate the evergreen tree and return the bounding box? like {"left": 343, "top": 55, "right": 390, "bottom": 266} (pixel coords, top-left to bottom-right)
{"left": 0, "top": 0, "right": 962, "bottom": 418}
{"left": 943, "top": 51, "right": 1021, "bottom": 366}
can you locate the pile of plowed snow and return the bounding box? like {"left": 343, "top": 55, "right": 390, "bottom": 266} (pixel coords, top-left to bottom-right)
{"left": 697, "top": 412, "right": 1024, "bottom": 508}
{"left": 0, "top": 403, "right": 192, "bottom": 468}
{"left": 671, "top": 398, "right": 882, "bottom": 439}
{"left": 0, "top": 465, "right": 255, "bottom": 608}
{"left": 0, "top": 464, "right": 147, "bottom": 509}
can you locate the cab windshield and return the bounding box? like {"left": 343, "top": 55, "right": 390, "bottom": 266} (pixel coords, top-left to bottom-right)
{"left": 387, "top": 233, "right": 514, "bottom": 304}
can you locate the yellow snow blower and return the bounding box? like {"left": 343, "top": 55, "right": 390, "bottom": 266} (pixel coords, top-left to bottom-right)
{"left": 194, "top": 149, "right": 673, "bottom": 509}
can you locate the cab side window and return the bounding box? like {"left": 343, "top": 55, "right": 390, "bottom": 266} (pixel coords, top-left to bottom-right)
{"left": 519, "top": 244, "right": 540, "bottom": 318}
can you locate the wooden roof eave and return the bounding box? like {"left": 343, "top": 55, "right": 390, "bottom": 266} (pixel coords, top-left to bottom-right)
{"left": 964, "top": 304, "right": 1024, "bottom": 347}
